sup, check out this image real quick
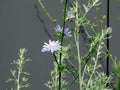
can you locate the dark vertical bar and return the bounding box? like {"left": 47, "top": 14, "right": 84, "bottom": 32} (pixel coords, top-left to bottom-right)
{"left": 59, "top": 0, "right": 68, "bottom": 90}
{"left": 107, "top": 0, "right": 109, "bottom": 76}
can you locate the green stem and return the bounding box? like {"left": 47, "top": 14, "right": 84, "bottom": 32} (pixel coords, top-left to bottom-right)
{"left": 87, "top": 51, "right": 99, "bottom": 87}
{"left": 17, "top": 67, "right": 21, "bottom": 90}
{"left": 38, "top": 0, "right": 57, "bottom": 24}
{"left": 75, "top": 1, "right": 82, "bottom": 90}
{"left": 59, "top": 0, "right": 68, "bottom": 90}
{"left": 77, "top": 35, "right": 82, "bottom": 90}
{"left": 53, "top": 53, "right": 59, "bottom": 65}
{"left": 66, "top": 74, "right": 78, "bottom": 90}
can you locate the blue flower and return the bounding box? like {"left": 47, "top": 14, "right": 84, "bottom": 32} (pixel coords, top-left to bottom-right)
{"left": 41, "top": 40, "right": 61, "bottom": 53}
{"left": 54, "top": 25, "right": 72, "bottom": 37}
{"left": 64, "top": 28, "right": 72, "bottom": 37}
{"left": 66, "top": 11, "right": 75, "bottom": 19}
{"left": 55, "top": 25, "right": 62, "bottom": 32}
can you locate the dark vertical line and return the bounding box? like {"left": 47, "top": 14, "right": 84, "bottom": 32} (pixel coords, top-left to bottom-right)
{"left": 59, "top": 0, "right": 68, "bottom": 90}
{"left": 107, "top": 0, "right": 109, "bottom": 76}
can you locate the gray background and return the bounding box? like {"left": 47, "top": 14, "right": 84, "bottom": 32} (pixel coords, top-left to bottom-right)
{"left": 0, "top": 0, "right": 119, "bottom": 90}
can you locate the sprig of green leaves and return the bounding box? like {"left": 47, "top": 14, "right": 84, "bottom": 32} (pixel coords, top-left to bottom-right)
{"left": 6, "top": 48, "right": 31, "bottom": 90}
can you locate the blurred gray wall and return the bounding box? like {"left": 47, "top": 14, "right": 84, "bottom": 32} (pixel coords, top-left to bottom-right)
{"left": 110, "top": 0, "right": 120, "bottom": 59}
{"left": 0, "top": 0, "right": 119, "bottom": 90}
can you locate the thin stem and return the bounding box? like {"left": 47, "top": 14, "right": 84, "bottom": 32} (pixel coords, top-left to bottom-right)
{"left": 59, "top": 0, "right": 68, "bottom": 90}
{"left": 87, "top": 51, "right": 99, "bottom": 87}
{"left": 74, "top": 33, "right": 82, "bottom": 90}
{"left": 53, "top": 53, "right": 59, "bottom": 65}
{"left": 61, "top": 0, "right": 68, "bottom": 45}
{"left": 66, "top": 74, "right": 78, "bottom": 90}
{"left": 75, "top": 1, "right": 82, "bottom": 90}
{"left": 38, "top": 0, "right": 57, "bottom": 24}
{"left": 81, "top": 62, "right": 87, "bottom": 87}
{"left": 77, "top": 35, "right": 82, "bottom": 90}
{"left": 17, "top": 66, "right": 21, "bottom": 90}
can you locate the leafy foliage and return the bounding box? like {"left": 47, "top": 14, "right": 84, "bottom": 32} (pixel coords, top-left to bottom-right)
{"left": 6, "top": 48, "right": 31, "bottom": 90}
{"left": 40, "top": 0, "right": 115, "bottom": 90}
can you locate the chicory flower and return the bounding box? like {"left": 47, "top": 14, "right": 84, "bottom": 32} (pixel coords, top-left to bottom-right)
{"left": 54, "top": 25, "right": 72, "bottom": 37}
{"left": 66, "top": 11, "right": 75, "bottom": 19}
{"left": 41, "top": 40, "right": 61, "bottom": 53}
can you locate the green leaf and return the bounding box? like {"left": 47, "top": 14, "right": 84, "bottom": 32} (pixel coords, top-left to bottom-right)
{"left": 6, "top": 78, "right": 14, "bottom": 83}
{"left": 11, "top": 69, "right": 16, "bottom": 78}
{"left": 83, "top": 4, "right": 88, "bottom": 13}
{"left": 22, "top": 77, "right": 28, "bottom": 82}
{"left": 21, "top": 83, "right": 31, "bottom": 88}
{"left": 23, "top": 71, "right": 30, "bottom": 75}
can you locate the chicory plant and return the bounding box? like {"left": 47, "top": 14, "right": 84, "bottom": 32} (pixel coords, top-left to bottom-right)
{"left": 40, "top": 0, "right": 114, "bottom": 90}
